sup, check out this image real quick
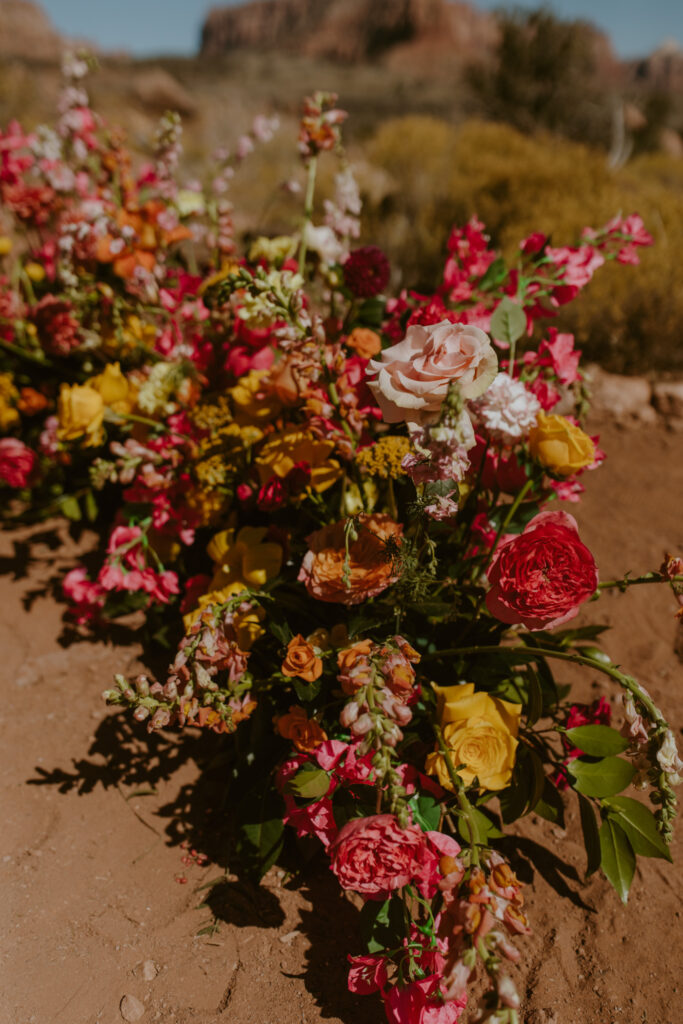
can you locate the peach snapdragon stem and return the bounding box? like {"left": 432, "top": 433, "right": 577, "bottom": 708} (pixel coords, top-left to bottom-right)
{"left": 426, "top": 645, "right": 666, "bottom": 730}
{"left": 433, "top": 724, "right": 480, "bottom": 867}
{"left": 297, "top": 155, "right": 318, "bottom": 275}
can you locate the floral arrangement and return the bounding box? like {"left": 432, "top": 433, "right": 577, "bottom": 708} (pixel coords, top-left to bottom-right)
{"left": 1, "top": 59, "right": 681, "bottom": 1024}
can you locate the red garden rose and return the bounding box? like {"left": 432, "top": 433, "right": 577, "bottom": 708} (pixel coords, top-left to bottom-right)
{"left": 328, "top": 813, "right": 460, "bottom": 900}
{"left": 485, "top": 510, "right": 598, "bottom": 630}
{"left": 0, "top": 437, "right": 37, "bottom": 487}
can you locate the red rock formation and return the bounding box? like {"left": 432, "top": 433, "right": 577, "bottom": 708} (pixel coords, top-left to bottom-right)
{"left": 0, "top": 0, "right": 64, "bottom": 60}
{"left": 200, "top": 0, "right": 497, "bottom": 64}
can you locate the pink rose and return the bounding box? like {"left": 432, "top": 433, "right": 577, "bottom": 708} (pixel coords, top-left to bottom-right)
{"left": 385, "top": 976, "right": 467, "bottom": 1024}
{"left": 328, "top": 814, "right": 460, "bottom": 900}
{"left": 367, "top": 321, "right": 497, "bottom": 424}
{"left": 486, "top": 510, "right": 598, "bottom": 630}
{"left": 0, "top": 437, "right": 37, "bottom": 487}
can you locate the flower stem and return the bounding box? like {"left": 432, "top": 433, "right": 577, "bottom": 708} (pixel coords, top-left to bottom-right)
{"left": 298, "top": 155, "right": 318, "bottom": 274}
{"left": 598, "top": 572, "right": 682, "bottom": 591}
{"left": 433, "top": 724, "right": 481, "bottom": 866}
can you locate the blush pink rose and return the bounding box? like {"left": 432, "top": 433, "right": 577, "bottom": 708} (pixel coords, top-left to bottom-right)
{"left": 367, "top": 321, "right": 497, "bottom": 424}
{"left": 328, "top": 814, "right": 460, "bottom": 900}
{"left": 0, "top": 437, "right": 37, "bottom": 487}
{"left": 486, "top": 510, "right": 598, "bottom": 630}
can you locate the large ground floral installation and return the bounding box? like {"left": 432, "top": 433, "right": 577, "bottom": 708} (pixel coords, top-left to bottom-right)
{"left": 1, "top": 56, "right": 682, "bottom": 1023}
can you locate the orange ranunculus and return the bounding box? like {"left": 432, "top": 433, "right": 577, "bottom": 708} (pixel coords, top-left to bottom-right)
{"left": 281, "top": 634, "right": 323, "bottom": 682}
{"left": 298, "top": 513, "right": 402, "bottom": 605}
{"left": 17, "top": 387, "right": 49, "bottom": 416}
{"left": 346, "top": 327, "right": 382, "bottom": 359}
{"left": 276, "top": 705, "right": 327, "bottom": 752}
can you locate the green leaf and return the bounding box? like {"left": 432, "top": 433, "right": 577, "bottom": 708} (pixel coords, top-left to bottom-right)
{"left": 477, "top": 256, "right": 508, "bottom": 292}
{"left": 599, "top": 818, "right": 635, "bottom": 903}
{"left": 534, "top": 779, "right": 565, "bottom": 826}
{"left": 61, "top": 495, "right": 82, "bottom": 521}
{"left": 292, "top": 677, "right": 322, "bottom": 703}
{"left": 469, "top": 805, "right": 504, "bottom": 840}
{"left": 237, "top": 780, "right": 285, "bottom": 878}
{"left": 567, "top": 756, "right": 635, "bottom": 798}
{"left": 409, "top": 791, "right": 442, "bottom": 832}
{"left": 565, "top": 725, "right": 629, "bottom": 757}
{"left": 527, "top": 749, "right": 546, "bottom": 814}
{"left": 577, "top": 793, "right": 601, "bottom": 876}
{"left": 489, "top": 296, "right": 526, "bottom": 346}
{"left": 603, "top": 796, "right": 672, "bottom": 862}
{"left": 269, "top": 619, "right": 292, "bottom": 645}
{"left": 83, "top": 489, "right": 98, "bottom": 523}
{"left": 525, "top": 669, "right": 543, "bottom": 727}
{"left": 359, "top": 897, "right": 404, "bottom": 954}
{"left": 575, "top": 645, "right": 612, "bottom": 665}
{"left": 356, "top": 297, "right": 386, "bottom": 328}
{"left": 284, "top": 766, "right": 331, "bottom": 800}
{"left": 455, "top": 808, "right": 481, "bottom": 845}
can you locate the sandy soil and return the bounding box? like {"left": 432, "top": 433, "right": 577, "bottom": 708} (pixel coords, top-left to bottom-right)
{"left": 1, "top": 417, "right": 682, "bottom": 1024}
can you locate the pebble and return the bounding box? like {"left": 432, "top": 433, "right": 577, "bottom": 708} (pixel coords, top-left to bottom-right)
{"left": 141, "top": 959, "right": 158, "bottom": 981}
{"left": 120, "top": 994, "right": 145, "bottom": 1021}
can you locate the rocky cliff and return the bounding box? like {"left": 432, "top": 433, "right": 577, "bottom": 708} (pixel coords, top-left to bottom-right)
{"left": 0, "top": 0, "right": 65, "bottom": 60}
{"left": 200, "top": 0, "right": 498, "bottom": 64}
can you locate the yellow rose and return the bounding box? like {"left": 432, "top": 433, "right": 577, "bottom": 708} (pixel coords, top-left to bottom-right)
{"left": 528, "top": 412, "right": 595, "bottom": 477}
{"left": 230, "top": 370, "right": 282, "bottom": 424}
{"left": 425, "top": 683, "right": 520, "bottom": 792}
{"left": 88, "top": 362, "right": 136, "bottom": 414}
{"left": 0, "top": 373, "right": 19, "bottom": 431}
{"left": 207, "top": 525, "right": 283, "bottom": 591}
{"left": 57, "top": 383, "right": 104, "bottom": 446}
{"left": 0, "top": 237, "right": 13, "bottom": 256}
{"left": 255, "top": 426, "right": 342, "bottom": 493}
{"left": 24, "top": 262, "right": 45, "bottom": 283}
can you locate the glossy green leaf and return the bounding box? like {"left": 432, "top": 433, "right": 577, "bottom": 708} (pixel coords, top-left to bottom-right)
{"left": 603, "top": 796, "right": 672, "bottom": 862}
{"left": 284, "top": 766, "right": 330, "bottom": 800}
{"left": 359, "top": 897, "right": 404, "bottom": 953}
{"left": 599, "top": 818, "right": 635, "bottom": 903}
{"left": 567, "top": 755, "right": 635, "bottom": 798}
{"left": 61, "top": 495, "right": 81, "bottom": 521}
{"left": 577, "top": 793, "right": 601, "bottom": 876}
{"left": 525, "top": 668, "right": 543, "bottom": 727}
{"left": 292, "top": 677, "right": 322, "bottom": 703}
{"left": 409, "top": 792, "right": 442, "bottom": 832}
{"left": 490, "top": 296, "right": 526, "bottom": 346}
{"left": 565, "top": 725, "right": 629, "bottom": 757}
{"left": 527, "top": 749, "right": 546, "bottom": 814}
{"left": 575, "top": 645, "right": 612, "bottom": 665}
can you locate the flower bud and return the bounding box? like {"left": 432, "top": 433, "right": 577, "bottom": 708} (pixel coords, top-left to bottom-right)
{"left": 340, "top": 702, "right": 360, "bottom": 728}
{"left": 497, "top": 974, "right": 520, "bottom": 1010}
{"left": 134, "top": 706, "right": 150, "bottom": 722}
{"left": 351, "top": 713, "right": 374, "bottom": 737}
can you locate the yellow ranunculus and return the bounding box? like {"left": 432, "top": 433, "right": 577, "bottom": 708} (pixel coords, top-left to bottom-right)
{"left": 207, "top": 526, "right": 283, "bottom": 591}
{"left": 57, "top": 383, "right": 104, "bottom": 446}
{"left": 24, "top": 262, "right": 46, "bottom": 282}
{"left": 0, "top": 237, "right": 13, "bottom": 255}
{"left": 230, "top": 370, "right": 282, "bottom": 425}
{"left": 528, "top": 412, "right": 595, "bottom": 477}
{"left": 255, "top": 427, "right": 342, "bottom": 493}
{"left": 88, "top": 362, "right": 136, "bottom": 414}
{"left": 425, "top": 683, "right": 520, "bottom": 792}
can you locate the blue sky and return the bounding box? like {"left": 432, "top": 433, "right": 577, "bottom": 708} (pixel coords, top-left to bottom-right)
{"left": 43, "top": 0, "right": 682, "bottom": 58}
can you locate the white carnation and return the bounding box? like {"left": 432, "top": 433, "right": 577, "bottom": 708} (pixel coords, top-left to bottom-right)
{"left": 471, "top": 372, "right": 540, "bottom": 444}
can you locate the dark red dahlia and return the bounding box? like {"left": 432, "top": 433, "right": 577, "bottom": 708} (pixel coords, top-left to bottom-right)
{"left": 343, "top": 246, "right": 390, "bottom": 299}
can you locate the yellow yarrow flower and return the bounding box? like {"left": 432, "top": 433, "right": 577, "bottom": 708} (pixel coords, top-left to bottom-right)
{"left": 356, "top": 435, "right": 411, "bottom": 479}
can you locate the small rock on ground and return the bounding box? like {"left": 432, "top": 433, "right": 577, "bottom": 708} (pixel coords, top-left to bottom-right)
{"left": 120, "top": 993, "right": 145, "bottom": 1022}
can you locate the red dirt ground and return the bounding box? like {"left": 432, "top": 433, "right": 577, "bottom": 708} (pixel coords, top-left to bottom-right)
{"left": 2, "top": 417, "right": 682, "bottom": 1024}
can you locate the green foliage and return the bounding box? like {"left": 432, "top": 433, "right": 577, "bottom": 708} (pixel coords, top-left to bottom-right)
{"left": 363, "top": 116, "right": 683, "bottom": 372}
{"left": 568, "top": 755, "right": 635, "bottom": 798}
{"left": 599, "top": 817, "right": 636, "bottom": 903}
{"left": 603, "top": 796, "right": 672, "bottom": 862}
{"left": 565, "top": 725, "right": 629, "bottom": 757}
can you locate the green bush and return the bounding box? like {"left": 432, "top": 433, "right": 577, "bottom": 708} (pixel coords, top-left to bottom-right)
{"left": 361, "top": 117, "right": 683, "bottom": 374}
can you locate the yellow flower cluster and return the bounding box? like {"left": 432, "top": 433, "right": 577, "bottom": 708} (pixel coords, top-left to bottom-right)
{"left": 356, "top": 435, "right": 411, "bottom": 479}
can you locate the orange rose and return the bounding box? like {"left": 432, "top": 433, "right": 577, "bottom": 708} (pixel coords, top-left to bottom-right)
{"left": 281, "top": 634, "right": 323, "bottom": 682}
{"left": 17, "top": 387, "right": 49, "bottom": 416}
{"left": 347, "top": 327, "right": 382, "bottom": 359}
{"left": 276, "top": 705, "right": 327, "bottom": 752}
{"left": 298, "top": 513, "right": 403, "bottom": 605}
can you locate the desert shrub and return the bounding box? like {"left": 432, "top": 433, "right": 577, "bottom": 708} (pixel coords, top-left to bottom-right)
{"left": 467, "top": 8, "right": 613, "bottom": 147}
{"left": 362, "top": 117, "right": 683, "bottom": 373}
